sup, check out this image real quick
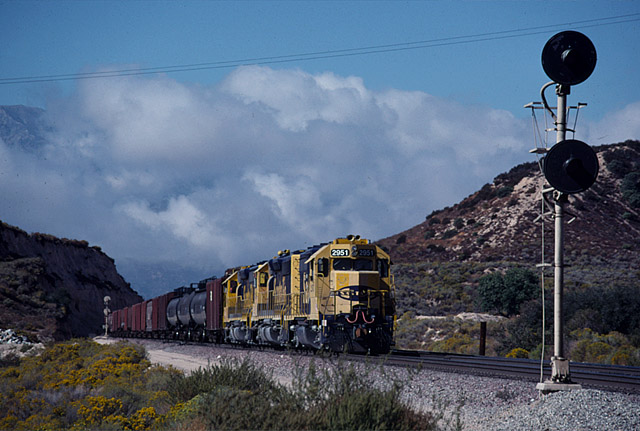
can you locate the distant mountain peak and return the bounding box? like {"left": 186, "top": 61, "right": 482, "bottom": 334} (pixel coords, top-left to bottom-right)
{"left": 0, "top": 105, "right": 48, "bottom": 152}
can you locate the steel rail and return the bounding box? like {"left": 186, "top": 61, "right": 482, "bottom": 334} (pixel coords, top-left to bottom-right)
{"left": 380, "top": 349, "right": 640, "bottom": 393}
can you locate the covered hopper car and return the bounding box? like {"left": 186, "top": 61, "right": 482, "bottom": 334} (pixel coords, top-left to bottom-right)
{"left": 109, "top": 236, "right": 395, "bottom": 354}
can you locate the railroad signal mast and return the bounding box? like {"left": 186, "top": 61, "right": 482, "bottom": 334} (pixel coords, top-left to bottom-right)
{"left": 529, "top": 31, "right": 598, "bottom": 393}
{"left": 103, "top": 296, "right": 111, "bottom": 337}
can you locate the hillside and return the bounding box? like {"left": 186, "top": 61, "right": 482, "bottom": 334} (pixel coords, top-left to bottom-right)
{"left": 377, "top": 140, "right": 640, "bottom": 317}
{"left": 378, "top": 140, "right": 640, "bottom": 268}
{"left": 376, "top": 140, "right": 640, "bottom": 360}
{"left": 0, "top": 221, "right": 142, "bottom": 341}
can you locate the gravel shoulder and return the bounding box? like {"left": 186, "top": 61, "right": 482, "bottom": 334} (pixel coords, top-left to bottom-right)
{"left": 95, "top": 337, "right": 640, "bottom": 431}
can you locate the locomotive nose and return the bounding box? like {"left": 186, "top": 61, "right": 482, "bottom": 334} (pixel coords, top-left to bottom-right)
{"left": 331, "top": 270, "right": 379, "bottom": 291}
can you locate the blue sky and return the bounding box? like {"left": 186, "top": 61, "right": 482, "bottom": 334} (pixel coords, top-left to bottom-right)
{"left": 3, "top": 2, "right": 639, "bottom": 121}
{"left": 1, "top": 1, "right": 640, "bottom": 297}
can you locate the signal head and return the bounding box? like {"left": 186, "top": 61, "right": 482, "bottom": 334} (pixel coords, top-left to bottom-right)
{"left": 543, "top": 139, "right": 599, "bottom": 194}
{"left": 542, "top": 31, "right": 597, "bottom": 86}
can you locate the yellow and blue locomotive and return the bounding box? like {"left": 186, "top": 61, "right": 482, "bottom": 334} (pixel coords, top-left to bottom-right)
{"left": 109, "top": 235, "right": 395, "bottom": 354}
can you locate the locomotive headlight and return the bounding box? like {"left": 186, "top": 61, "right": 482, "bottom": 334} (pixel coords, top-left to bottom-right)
{"left": 352, "top": 246, "right": 358, "bottom": 256}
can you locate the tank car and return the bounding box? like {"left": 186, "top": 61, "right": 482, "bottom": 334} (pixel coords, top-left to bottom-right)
{"left": 165, "top": 278, "right": 223, "bottom": 342}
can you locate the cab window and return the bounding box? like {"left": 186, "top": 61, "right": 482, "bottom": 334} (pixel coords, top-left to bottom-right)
{"left": 377, "top": 259, "right": 389, "bottom": 277}
{"left": 332, "top": 258, "right": 373, "bottom": 271}
{"left": 354, "top": 259, "right": 373, "bottom": 270}
{"left": 333, "top": 258, "right": 352, "bottom": 270}
{"left": 318, "top": 258, "right": 329, "bottom": 277}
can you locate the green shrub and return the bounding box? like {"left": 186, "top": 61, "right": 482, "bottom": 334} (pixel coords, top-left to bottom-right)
{"left": 568, "top": 329, "right": 640, "bottom": 365}
{"left": 168, "top": 359, "right": 443, "bottom": 431}
{"left": 606, "top": 159, "right": 627, "bottom": 177}
{"left": 442, "top": 229, "right": 457, "bottom": 240}
{"left": 477, "top": 268, "right": 538, "bottom": 317}
{"left": 621, "top": 171, "right": 640, "bottom": 207}
{"left": 167, "top": 357, "right": 283, "bottom": 404}
{"left": 292, "top": 361, "right": 440, "bottom": 431}
{"left": 496, "top": 186, "right": 513, "bottom": 198}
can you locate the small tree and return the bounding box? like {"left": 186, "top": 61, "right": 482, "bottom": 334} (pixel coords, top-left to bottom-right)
{"left": 477, "top": 268, "right": 538, "bottom": 317}
{"left": 621, "top": 171, "right": 640, "bottom": 207}
{"left": 476, "top": 272, "right": 504, "bottom": 314}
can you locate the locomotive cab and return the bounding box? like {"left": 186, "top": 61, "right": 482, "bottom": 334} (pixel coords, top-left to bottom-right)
{"left": 306, "top": 236, "right": 395, "bottom": 353}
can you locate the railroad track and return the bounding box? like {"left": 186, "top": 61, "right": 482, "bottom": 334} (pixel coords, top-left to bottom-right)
{"left": 119, "top": 337, "right": 640, "bottom": 393}
{"left": 366, "top": 349, "right": 640, "bottom": 393}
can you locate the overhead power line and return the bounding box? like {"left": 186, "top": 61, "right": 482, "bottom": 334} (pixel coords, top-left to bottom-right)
{"left": 2, "top": 12, "right": 639, "bottom": 85}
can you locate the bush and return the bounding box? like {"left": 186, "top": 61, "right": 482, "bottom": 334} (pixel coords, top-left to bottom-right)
{"left": 496, "top": 186, "right": 513, "bottom": 198}
{"left": 569, "top": 329, "right": 640, "bottom": 365}
{"left": 169, "top": 359, "right": 443, "bottom": 431}
{"left": 477, "top": 268, "right": 538, "bottom": 317}
{"left": 428, "top": 217, "right": 441, "bottom": 225}
{"left": 167, "top": 357, "right": 282, "bottom": 405}
{"left": 565, "top": 285, "right": 640, "bottom": 337}
{"left": 294, "top": 361, "right": 440, "bottom": 431}
{"left": 442, "top": 229, "right": 457, "bottom": 240}
{"left": 506, "top": 348, "right": 529, "bottom": 358}
{"left": 606, "top": 159, "right": 628, "bottom": 177}
{"left": 621, "top": 171, "right": 640, "bottom": 207}
{"left": 0, "top": 339, "right": 178, "bottom": 430}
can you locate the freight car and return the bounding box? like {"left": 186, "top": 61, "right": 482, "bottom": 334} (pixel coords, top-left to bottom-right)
{"left": 109, "top": 235, "right": 395, "bottom": 354}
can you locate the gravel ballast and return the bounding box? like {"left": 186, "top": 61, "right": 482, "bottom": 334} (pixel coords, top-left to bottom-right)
{"left": 102, "top": 338, "right": 640, "bottom": 430}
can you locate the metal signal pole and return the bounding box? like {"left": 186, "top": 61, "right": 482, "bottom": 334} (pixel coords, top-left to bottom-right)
{"left": 535, "top": 30, "right": 597, "bottom": 393}
{"left": 551, "top": 85, "right": 571, "bottom": 383}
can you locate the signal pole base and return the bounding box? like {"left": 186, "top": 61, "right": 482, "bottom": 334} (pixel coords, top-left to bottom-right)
{"left": 536, "top": 357, "right": 582, "bottom": 394}
{"left": 536, "top": 381, "right": 582, "bottom": 395}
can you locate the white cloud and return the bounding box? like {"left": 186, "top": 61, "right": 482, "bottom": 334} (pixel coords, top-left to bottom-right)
{"left": 242, "top": 170, "right": 330, "bottom": 238}
{"left": 121, "top": 196, "right": 215, "bottom": 248}
{"left": 221, "top": 67, "right": 377, "bottom": 132}
{"left": 584, "top": 101, "right": 640, "bottom": 146}
{"left": 17, "top": 65, "right": 636, "bottom": 296}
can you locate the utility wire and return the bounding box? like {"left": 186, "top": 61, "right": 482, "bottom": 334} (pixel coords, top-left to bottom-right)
{"left": 2, "top": 12, "right": 639, "bottom": 85}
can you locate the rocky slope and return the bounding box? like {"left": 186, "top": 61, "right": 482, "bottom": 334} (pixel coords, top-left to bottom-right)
{"left": 378, "top": 140, "right": 640, "bottom": 269}
{"left": 0, "top": 221, "right": 142, "bottom": 341}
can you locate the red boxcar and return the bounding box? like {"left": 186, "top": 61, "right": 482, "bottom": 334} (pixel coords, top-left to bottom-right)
{"left": 143, "top": 300, "right": 151, "bottom": 332}
{"left": 124, "top": 307, "right": 131, "bottom": 332}
{"left": 139, "top": 301, "right": 146, "bottom": 332}
{"left": 109, "top": 310, "right": 118, "bottom": 333}
{"left": 132, "top": 302, "right": 142, "bottom": 333}
{"left": 206, "top": 278, "right": 223, "bottom": 331}
{"left": 152, "top": 292, "right": 174, "bottom": 332}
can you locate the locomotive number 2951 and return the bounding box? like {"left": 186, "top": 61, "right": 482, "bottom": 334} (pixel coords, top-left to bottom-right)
{"left": 331, "top": 249, "right": 350, "bottom": 257}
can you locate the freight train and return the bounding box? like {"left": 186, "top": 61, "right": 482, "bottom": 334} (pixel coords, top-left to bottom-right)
{"left": 109, "top": 236, "right": 396, "bottom": 354}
